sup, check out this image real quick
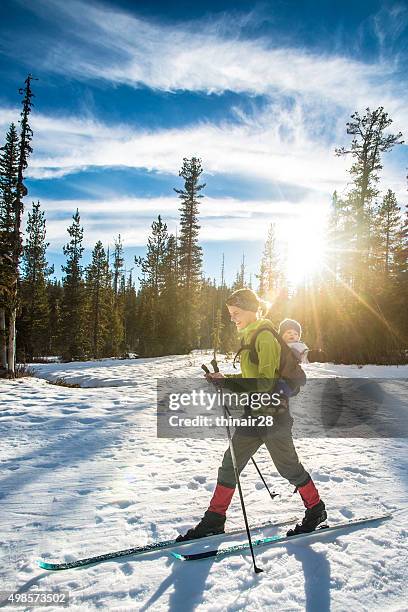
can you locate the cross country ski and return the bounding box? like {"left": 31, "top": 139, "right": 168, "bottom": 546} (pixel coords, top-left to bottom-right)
{"left": 37, "top": 517, "right": 297, "bottom": 571}
{"left": 172, "top": 514, "right": 392, "bottom": 562}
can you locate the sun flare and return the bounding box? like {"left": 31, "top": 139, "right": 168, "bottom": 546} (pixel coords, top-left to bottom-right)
{"left": 281, "top": 208, "right": 329, "bottom": 287}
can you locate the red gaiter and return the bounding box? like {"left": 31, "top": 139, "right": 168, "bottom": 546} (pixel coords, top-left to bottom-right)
{"left": 298, "top": 478, "right": 321, "bottom": 509}
{"left": 208, "top": 483, "right": 235, "bottom": 515}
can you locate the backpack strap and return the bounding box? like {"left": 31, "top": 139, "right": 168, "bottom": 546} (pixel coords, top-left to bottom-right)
{"left": 232, "top": 325, "right": 278, "bottom": 369}
{"left": 249, "top": 325, "right": 280, "bottom": 365}
{"left": 232, "top": 339, "right": 250, "bottom": 369}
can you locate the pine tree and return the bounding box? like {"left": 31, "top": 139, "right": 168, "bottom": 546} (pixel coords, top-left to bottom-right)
{"left": 47, "top": 279, "right": 63, "bottom": 356}
{"left": 102, "top": 250, "right": 123, "bottom": 357}
{"left": 7, "top": 75, "right": 36, "bottom": 374}
{"left": 174, "top": 157, "right": 205, "bottom": 351}
{"left": 135, "top": 215, "right": 169, "bottom": 355}
{"left": 394, "top": 202, "right": 408, "bottom": 279}
{"left": 326, "top": 191, "right": 342, "bottom": 283}
{"left": 257, "top": 224, "right": 280, "bottom": 297}
{"left": 239, "top": 253, "right": 245, "bottom": 287}
{"left": 158, "top": 233, "right": 182, "bottom": 353}
{"left": 375, "top": 190, "right": 402, "bottom": 277}
{"left": 85, "top": 241, "right": 110, "bottom": 358}
{"left": 335, "top": 108, "right": 403, "bottom": 210}
{"left": 14, "top": 76, "right": 35, "bottom": 264}
{"left": 18, "top": 201, "right": 53, "bottom": 361}
{"left": 123, "top": 271, "right": 138, "bottom": 354}
{"left": 0, "top": 123, "right": 19, "bottom": 369}
{"left": 136, "top": 216, "right": 168, "bottom": 292}
{"left": 220, "top": 253, "right": 225, "bottom": 288}
{"left": 215, "top": 256, "right": 235, "bottom": 354}
{"left": 196, "top": 278, "right": 216, "bottom": 350}
{"left": 335, "top": 107, "right": 403, "bottom": 289}
{"left": 60, "top": 209, "right": 87, "bottom": 361}
{"left": 113, "top": 235, "right": 124, "bottom": 297}
{"left": 211, "top": 307, "right": 224, "bottom": 358}
{"left": 392, "top": 201, "right": 408, "bottom": 344}
{"left": 232, "top": 254, "right": 246, "bottom": 291}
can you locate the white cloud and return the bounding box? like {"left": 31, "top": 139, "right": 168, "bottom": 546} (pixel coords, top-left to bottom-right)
{"left": 0, "top": 102, "right": 353, "bottom": 196}
{"left": 30, "top": 194, "right": 325, "bottom": 249}
{"left": 5, "top": 0, "right": 405, "bottom": 132}
{"left": 2, "top": 98, "right": 405, "bottom": 210}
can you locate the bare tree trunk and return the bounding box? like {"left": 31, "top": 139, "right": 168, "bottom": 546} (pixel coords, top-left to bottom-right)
{"left": 0, "top": 308, "right": 7, "bottom": 369}
{"left": 7, "top": 307, "right": 16, "bottom": 376}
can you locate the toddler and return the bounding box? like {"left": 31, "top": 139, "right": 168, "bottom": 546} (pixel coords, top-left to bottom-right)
{"left": 279, "top": 318, "right": 309, "bottom": 364}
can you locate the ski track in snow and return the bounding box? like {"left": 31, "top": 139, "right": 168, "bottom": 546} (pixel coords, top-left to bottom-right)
{"left": 0, "top": 354, "right": 407, "bottom": 611}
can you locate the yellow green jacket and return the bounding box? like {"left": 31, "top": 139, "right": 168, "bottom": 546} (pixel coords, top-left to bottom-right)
{"left": 224, "top": 318, "right": 280, "bottom": 393}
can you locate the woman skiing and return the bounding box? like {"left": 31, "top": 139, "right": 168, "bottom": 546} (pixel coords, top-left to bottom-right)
{"left": 176, "top": 288, "right": 327, "bottom": 541}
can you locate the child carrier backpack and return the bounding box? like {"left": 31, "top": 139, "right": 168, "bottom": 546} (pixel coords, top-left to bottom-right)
{"left": 233, "top": 325, "right": 306, "bottom": 395}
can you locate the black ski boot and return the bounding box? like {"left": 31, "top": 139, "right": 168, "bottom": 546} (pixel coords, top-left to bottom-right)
{"left": 176, "top": 510, "right": 226, "bottom": 542}
{"left": 286, "top": 500, "right": 327, "bottom": 536}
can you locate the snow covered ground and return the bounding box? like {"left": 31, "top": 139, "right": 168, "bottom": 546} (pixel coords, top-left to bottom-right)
{"left": 0, "top": 355, "right": 407, "bottom": 611}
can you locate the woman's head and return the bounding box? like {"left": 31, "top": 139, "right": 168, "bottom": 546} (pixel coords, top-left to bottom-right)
{"left": 226, "top": 288, "right": 270, "bottom": 331}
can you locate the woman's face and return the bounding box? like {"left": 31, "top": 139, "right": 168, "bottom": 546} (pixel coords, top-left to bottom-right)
{"left": 227, "top": 305, "right": 256, "bottom": 331}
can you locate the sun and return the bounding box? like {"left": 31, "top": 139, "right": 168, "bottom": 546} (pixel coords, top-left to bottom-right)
{"left": 281, "top": 207, "right": 329, "bottom": 287}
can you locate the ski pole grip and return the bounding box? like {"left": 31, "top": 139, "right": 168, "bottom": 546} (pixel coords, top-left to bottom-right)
{"left": 210, "top": 358, "right": 219, "bottom": 373}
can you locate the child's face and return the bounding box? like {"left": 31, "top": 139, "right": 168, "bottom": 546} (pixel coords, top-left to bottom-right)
{"left": 282, "top": 328, "right": 300, "bottom": 343}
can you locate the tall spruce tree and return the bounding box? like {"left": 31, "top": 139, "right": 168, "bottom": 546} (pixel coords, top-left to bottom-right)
{"left": 394, "top": 202, "right": 408, "bottom": 280}
{"left": 326, "top": 191, "right": 342, "bottom": 283}
{"left": 174, "top": 157, "right": 205, "bottom": 351}
{"left": 196, "top": 277, "right": 216, "bottom": 349}
{"left": 102, "top": 248, "right": 123, "bottom": 357}
{"left": 257, "top": 224, "right": 280, "bottom": 297}
{"left": 216, "top": 255, "right": 235, "bottom": 354}
{"left": 158, "top": 233, "right": 182, "bottom": 353}
{"left": 14, "top": 77, "right": 35, "bottom": 262}
{"left": 123, "top": 271, "right": 138, "bottom": 354}
{"left": 220, "top": 253, "right": 225, "bottom": 288}
{"left": 135, "top": 215, "right": 169, "bottom": 355}
{"left": 18, "top": 201, "right": 53, "bottom": 361}
{"left": 47, "top": 279, "right": 63, "bottom": 356}
{"left": 375, "top": 190, "right": 402, "bottom": 277}
{"left": 60, "top": 209, "right": 87, "bottom": 361}
{"left": 85, "top": 240, "right": 110, "bottom": 358}
{"left": 113, "top": 234, "right": 124, "bottom": 297}
{"left": 211, "top": 307, "right": 224, "bottom": 358}
{"left": 136, "top": 215, "right": 168, "bottom": 292}
{"left": 0, "top": 123, "right": 19, "bottom": 369}
{"left": 392, "top": 200, "right": 408, "bottom": 343}
{"left": 239, "top": 253, "right": 245, "bottom": 287}
{"left": 7, "top": 75, "right": 36, "bottom": 374}
{"left": 232, "top": 254, "right": 246, "bottom": 291}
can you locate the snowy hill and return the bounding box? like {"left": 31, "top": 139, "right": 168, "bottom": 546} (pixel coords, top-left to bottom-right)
{"left": 0, "top": 355, "right": 407, "bottom": 611}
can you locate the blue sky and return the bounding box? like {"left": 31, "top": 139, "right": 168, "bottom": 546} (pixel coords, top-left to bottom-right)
{"left": 0, "top": 0, "right": 407, "bottom": 287}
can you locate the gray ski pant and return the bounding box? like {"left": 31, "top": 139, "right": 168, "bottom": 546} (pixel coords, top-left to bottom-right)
{"left": 217, "top": 411, "right": 309, "bottom": 488}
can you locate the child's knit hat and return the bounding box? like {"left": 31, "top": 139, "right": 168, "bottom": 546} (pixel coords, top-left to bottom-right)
{"left": 279, "top": 318, "right": 302, "bottom": 338}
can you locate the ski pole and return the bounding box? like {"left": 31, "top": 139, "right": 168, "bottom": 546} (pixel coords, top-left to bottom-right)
{"left": 206, "top": 360, "right": 278, "bottom": 501}
{"left": 202, "top": 363, "right": 263, "bottom": 573}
